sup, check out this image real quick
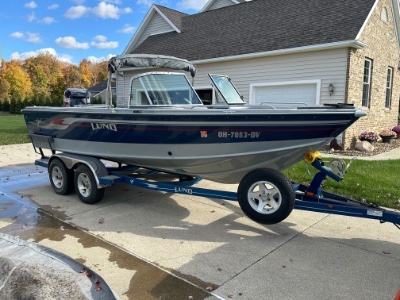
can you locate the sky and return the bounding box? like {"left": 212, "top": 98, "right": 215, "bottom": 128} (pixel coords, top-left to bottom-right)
{"left": 0, "top": 0, "right": 209, "bottom": 65}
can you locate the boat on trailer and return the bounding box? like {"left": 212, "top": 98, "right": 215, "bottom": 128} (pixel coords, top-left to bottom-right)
{"left": 23, "top": 54, "right": 388, "bottom": 225}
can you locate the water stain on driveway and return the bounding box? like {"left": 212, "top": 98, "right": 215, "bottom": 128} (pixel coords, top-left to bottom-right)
{"left": 0, "top": 164, "right": 213, "bottom": 300}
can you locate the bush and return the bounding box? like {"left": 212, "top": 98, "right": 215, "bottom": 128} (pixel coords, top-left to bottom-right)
{"left": 1, "top": 95, "right": 10, "bottom": 112}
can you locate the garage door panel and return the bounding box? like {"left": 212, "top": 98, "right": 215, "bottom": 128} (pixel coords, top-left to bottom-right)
{"left": 254, "top": 83, "right": 317, "bottom": 107}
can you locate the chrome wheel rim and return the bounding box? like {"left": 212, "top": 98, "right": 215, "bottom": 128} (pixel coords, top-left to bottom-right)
{"left": 247, "top": 181, "right": 282, "bottom": 215}
{"left": 51, "top": 166, "right": 63, "bottom": 189}
{"left": 77, "top": 173, "right": 91, "bottom": 197}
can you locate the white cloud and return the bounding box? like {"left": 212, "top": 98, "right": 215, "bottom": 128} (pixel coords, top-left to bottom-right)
{"left": 24, "top": 1, "right": 37, "bottom": 9}
{"left": 87, "top": 54, "right": 115, "bottom": 64}
{"left": 117, "top": 24, "right": 136, "bottom": 34}
{"left": 27, "top": 12, "right": 36, "bottom": 22}
{"left": 64, "top": 5, "right": 90, "bottom": 19}
{"left": 48, "top": 4, "right": 59, "bottom": 10}
{"left": 40, "top": 17, "right": 56, "bottom": 24}
{"left": 64, "top": 1, "right": 132, "bottom": 20}
{"left": 93, "top": 35, "right": 107, "bottom": 42}
{"left": 72, "top": 0, "right": 85, "bottom": 4}
{"left": 92, "top": 2, "right": 120, "bottom": 19}
{"left": 91, "top": 35, "right": 118, "bottom": 49}
{"left": 177, "top": 0, "right": 208, "bottom": 10}
{"left": 10, "top": 31, "right": 42, "bottom": 43}
{"left": 55, "top": 36, "right": 89, "bottom": 49}
{"left": 10, "top": 32, "right": 24, "bottom": 38}
{"left": 92, "top": 2, "right": 132, "bottom": 19}
{"left": 26, "top": 32, "right": 42, "bottom": 43}
{"left": 10, "top": 48, "right": 73, "bottom": 64}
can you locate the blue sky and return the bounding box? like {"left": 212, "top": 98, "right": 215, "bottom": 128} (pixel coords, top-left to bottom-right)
{"left": 0, "top": 0, "right": 208, "bottom": 64}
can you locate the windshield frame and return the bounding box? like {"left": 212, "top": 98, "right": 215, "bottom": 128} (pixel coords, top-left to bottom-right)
{"left": 208, "top": 74, "right": 245, "bottom": 105}
{"left": 129, "top": 72, "right": 203, "bottom": 107}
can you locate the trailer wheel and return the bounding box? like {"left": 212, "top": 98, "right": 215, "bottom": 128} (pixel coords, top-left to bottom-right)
{"left": 237, "top": 168, "right": 295, "bottom": 224}
{"left": 49, "top": 159, "right": 74, "bottom": 195}
{"left": 74, "top": 165, "right": 104, "bottom": 204}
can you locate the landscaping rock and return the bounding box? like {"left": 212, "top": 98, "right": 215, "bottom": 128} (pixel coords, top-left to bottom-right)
{"left": 355, "top": 141, "right": 374, "bottom": 152}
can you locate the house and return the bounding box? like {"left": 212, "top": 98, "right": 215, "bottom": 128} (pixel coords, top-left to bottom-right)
{"left": 87, "top": 79, "right": 116, "bottom": 103}
{"left": 117, "top": 0, "right": 400, "bottom": 149}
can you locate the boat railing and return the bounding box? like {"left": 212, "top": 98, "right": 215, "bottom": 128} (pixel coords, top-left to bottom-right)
{"left": 258, "top": 101, "right": 309, "bottom": 109}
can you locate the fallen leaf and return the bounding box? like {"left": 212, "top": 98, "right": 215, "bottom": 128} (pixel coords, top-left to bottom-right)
{"left": 98, "top": 218, "right": 104, "bottom": 224}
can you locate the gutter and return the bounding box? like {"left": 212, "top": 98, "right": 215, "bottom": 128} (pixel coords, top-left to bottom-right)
{"left": 192, "top": 40, "right": 367, "bottom": 64}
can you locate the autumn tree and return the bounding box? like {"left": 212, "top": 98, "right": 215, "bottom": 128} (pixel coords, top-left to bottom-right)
{"left": 0, "top": 60, "right": 33, "bottom": 101}
{"left": 23, "top": 52, "right": 64, "bottom": 97}
{"left": 61, "top": 63, "right": 83, "bottom": 88}
{"left": 90, "top": 60, "right": 108, "bottom": 85}
{"left": 79, "top": 59, "right": 92, "bottom": 87}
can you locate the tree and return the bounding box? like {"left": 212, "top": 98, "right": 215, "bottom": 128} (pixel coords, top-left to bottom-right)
{"left": 0, "top": 60, "right": 33, "bottom": 101}
{"left": 90, "top": 60, "right": 108, "bottom": 85}
{"left": 23, "top": 52, "right": 64, "bottom": 97}
{"left": 79, "top": 59, "right": 92, "bottom": 87}
{"left": 62, "top": 63, "right": 83, "bottom": 88}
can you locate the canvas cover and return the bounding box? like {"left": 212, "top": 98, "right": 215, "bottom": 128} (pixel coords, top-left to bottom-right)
{"left": 108, "top": 54, "right": 197, "bottom": 77}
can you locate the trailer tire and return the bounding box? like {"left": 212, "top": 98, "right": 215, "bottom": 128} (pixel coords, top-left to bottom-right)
{"left": 74, "top": 164, "right": 104, "bottom": 204}
{"left": 237, "top": 168, "right": 295, "bottom": 224}
{"left": 49, "top": 159, "right": 74, "bottom": 195}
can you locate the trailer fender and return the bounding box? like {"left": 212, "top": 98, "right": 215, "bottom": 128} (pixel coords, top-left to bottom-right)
{"left": 49, "top": 153, "right": 109, "bottom": 189}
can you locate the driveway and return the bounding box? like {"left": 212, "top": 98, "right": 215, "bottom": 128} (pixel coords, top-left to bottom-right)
{"left": 0, "top": 144, "right": 399, "bottom": 299}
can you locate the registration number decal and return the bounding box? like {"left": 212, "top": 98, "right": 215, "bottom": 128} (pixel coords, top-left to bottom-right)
{"left": 218, "top": 131, "right": 260, "bottom": 138}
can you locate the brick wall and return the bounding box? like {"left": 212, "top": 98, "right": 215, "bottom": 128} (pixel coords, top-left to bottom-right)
{"left": 344, "top": 0, "right": 400, "bottom": 149}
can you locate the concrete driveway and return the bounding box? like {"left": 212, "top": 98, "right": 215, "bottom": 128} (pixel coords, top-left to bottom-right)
{"left": 0, "top": 144, "right": 399, "bottom": 299}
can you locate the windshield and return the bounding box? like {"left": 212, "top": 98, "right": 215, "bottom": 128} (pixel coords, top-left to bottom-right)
{"left": 209, "top": 74, "right": 245, "bottom": 104}
{"left": 129, "top": 73, "right": 203, "bottom": 106}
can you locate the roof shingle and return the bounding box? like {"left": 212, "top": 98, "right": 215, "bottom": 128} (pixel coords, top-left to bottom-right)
{"left": 132, "top": 0, "right": 375, "bottom": 61}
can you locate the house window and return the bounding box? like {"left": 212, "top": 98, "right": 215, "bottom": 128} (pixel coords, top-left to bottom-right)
{"left": 381, "top": 8, "right": 388, "bottom": 23}
{"left": 362, "top": 58, "right": 372, "bottom": 107}
{"left": 385, "top": 67, "right": 393, "bottom": 108}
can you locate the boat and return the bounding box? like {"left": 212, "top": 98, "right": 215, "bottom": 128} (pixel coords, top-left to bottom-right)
{"left": 22, "top": 54, "right": 366, "bottom": 184}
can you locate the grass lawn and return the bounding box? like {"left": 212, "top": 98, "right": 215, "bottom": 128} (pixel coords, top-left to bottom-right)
{"left": 283, "top": 159, "right": 400, "bottom": 209}
{"left": 0, "top": 114, "right": 30, "bottom": 145}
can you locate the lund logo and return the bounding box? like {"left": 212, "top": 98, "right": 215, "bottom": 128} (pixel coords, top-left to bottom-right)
{"left": 91, "top": 123, "right": 117, "bottom": 132}
{"left": 175, "top": 187, "right": 193, "bottom": 195}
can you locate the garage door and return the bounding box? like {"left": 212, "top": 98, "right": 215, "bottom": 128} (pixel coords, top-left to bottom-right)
{"left": 252, "top": 82, "right": 318, "bottom": 107}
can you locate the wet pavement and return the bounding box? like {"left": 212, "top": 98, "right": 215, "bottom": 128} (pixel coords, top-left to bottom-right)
{"left": 0, "top": 164, "right": 212, "bottom": 300}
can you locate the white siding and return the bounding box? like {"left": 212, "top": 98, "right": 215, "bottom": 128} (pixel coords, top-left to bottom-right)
{"left": 206, "top": 0, "right": 236, "bottom": 11}
{"left": 192, "top": 48, "right": 348, "bottom": 105}
{"left": 135, "top": 14, "right": 175, "bottom": 48}
{"left": 116, "top": 48, "right": 349, "bottom": 107}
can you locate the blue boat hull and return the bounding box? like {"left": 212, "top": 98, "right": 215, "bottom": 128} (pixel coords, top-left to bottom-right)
{"left": 22, "top": 105, "right": 364, "bottom": 183}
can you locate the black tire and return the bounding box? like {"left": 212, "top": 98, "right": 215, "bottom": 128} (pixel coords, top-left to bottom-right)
{"left": 237, "top": 168, "right": 295, "bottom": 225}
{"left": 48, "top": 159, "right": 74, "bottom": 195}
{"left": 74, "top": 164, "right": 104, "bottom": 204}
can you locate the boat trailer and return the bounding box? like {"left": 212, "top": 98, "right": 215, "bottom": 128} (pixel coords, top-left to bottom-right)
{"left": 30, "top": 136, "right": 400, "bottom": 228}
